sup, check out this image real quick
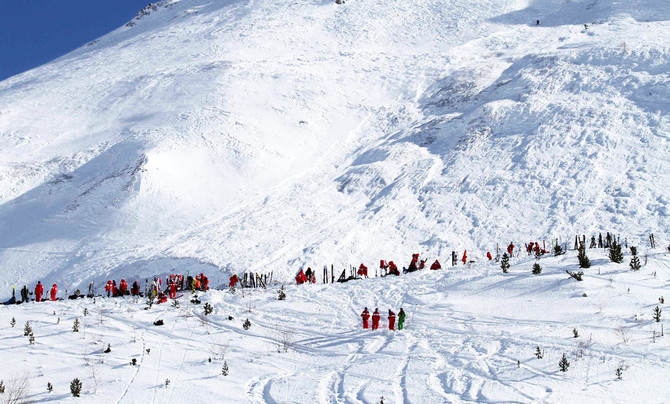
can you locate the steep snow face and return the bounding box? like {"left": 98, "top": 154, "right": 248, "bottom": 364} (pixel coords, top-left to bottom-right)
{"left": 0, "top": 0, "right": 669, "bottom": 291}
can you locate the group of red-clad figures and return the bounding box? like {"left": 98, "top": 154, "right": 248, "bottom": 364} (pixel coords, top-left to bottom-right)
{"left": 360, "top": 307, "right": 407, "bottom": 330}
{"left": 104, "top": 274, "right": 210, "bottom": 303}
{"left": 31, "top": 281, "right": 57, "bottom": 302}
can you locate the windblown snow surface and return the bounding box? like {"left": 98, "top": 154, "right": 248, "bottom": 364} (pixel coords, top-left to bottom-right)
{"left": 1, "top": 250, "right": 670, "bottom": 403}
{"left": 1, "top": 0, "right": 670, "bottom": 401}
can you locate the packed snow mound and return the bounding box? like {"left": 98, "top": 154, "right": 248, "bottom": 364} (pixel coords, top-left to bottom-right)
{"left": 0, "top": 0, "right": 669, "bottom": 292}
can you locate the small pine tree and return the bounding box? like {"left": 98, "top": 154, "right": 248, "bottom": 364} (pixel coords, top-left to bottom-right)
{"left": 653, "top": 306, "right": 662, "bottom": 322}
{"left": 534, "top": 346, "right": 543, "bottom": 359}
{"left": 243, "top": 319, "right": 251, "bottom": 330}
{"left": 0, "top": 380, "right": 4, "bottom": 393}
{"left": 204, "top": 302, "right": 213, "bottom": 316}
{"left": 278, "top": 285, "right": 286, "bottom": 300}
{"left": 83, "top": 308, "right": 89, "bottom": 317}
{"left": 24, "top": 321, "right": 32, "bottom": 336}
{"left": 573, "top": 328, "right": 579, "bottom": 338}
{"left": 70, "top": 378, "right": 82, "bottom": 397}
{"left": 222, "top": 361, "right": 229, "bottom": 376}
{"left": 73, "top": 318, "right": 80, "bottom": 332}
{"left": 566, "top": 270, "right": 584, "bottom": 281}
{"left": 29, "top": 332, "right": 35, "bottom": 345}
{"left": 577, "top": 244, "right": 591, "bottom": 268}
{"left": 616, "top": 366, "right": 624, "bottom": 380}
{"left": 554, "top": 244, "right": 564, "bottom": 256}
{"left": 47, "top": 382, "right": 53, "bottom": 393}
{"left": 532, "top": 263, "right": 542, "bottom": 275}
{"left": 609, "top": 241, "right": 624, "bottom": 263}
{"left": 559, "top": 353, "right": 570, "bottom": 372}
{"left": 10, "top": 317, "right": 15, "bottom": 328}
{"left": 629, "top": 247, "right": 641, "bottom": 270}
{"left": 165, "top": 378, "right": 170, "bottom": 387}
{"left": 500, "top": 253, "right": 510, "bottom": 273}
{"left": 104, "top": 344, "right": 111, "bottom": 353}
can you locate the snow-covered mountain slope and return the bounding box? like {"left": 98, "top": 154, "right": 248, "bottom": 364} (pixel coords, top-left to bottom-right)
{"left": 0, "top": 0, "right": 669, "bottom": 291}
{"left": 0, "top": 250, "right": 668, "bottom": 403}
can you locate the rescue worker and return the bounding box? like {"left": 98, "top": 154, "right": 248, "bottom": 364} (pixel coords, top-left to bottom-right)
{"left": 169, "top": 280, "right": 177, "bottom": 299}
{"left": 462, "top": 250, "right": 467, "bottom": 264}
{"left": 388, "top": 261, "right": 399, "bottom": 276}
{"left": 229, "top": 274, "right": 239, "bottom": 288}
{"left": 418, "top": 259, "right": 426, "bottom": 270}
{"left": 507, "top": 242, "right": 515, "bottom": 255}
{"left": 357, "top": 264, "right": 368, "bottom": 278}
{"left": 487, "top": 252, "right": 492, "bottom": 260}
{"left": 371, "top": 308, "right": 381, "bottom": 330}
{"left": 398, "top": 308, "right": 406, "bottom": 330}
{"left": 119, "top": 279, "right": 128, "bottom": 295}
{"left": 112, "top": 280, "right": 119, "bottom": 297}
{"left": 21, "top": 285, "right": 29, "bottom": 303}
{"left": 35, "top": 281, "right": 44, "bottom": 302}
{"left": 361, "top": 307, "right": 370, "bottom": 329}
{"left": 430, "top": 260, "right": 441, "bottom": 270}
{"left": 50, "top": 283, "right": 58, "bottom": 301}
{"left": 388, "top": 310, "right": 396, "bottom": 331}
{"left": 105, "top": 281, "right": 113, "bottom": 297}
{"left": 131, "top": 281, "right": 140, "bottom": 296}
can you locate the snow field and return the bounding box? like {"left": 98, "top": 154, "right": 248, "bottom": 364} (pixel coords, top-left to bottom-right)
{"left": 1, "top": 247, "right": 668, "bottom": 403}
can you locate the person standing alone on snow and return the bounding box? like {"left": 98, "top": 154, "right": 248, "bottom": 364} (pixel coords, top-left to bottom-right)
{"left": 371, "top": 308, "right": 381, "bottom": 330}
{"left": 388, "top": 310, "right": 396, "bottom": 330}
{"left": 398, "top": 308, "right": 406, "bottom": 330}
{"left": 50, "top": 283, "right": 58, "bottom": 301}
{"left": 361, "top": 307, "right": 370, "bottom": 329}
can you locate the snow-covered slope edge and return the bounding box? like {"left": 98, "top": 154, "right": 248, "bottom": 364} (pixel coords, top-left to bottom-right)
{"left": 0, "top": 0, "right": 669, "bottom": 292}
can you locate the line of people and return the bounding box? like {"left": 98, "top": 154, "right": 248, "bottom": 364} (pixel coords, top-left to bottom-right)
{"left": 360, "top": 307, "right": 406, "bottom": 331}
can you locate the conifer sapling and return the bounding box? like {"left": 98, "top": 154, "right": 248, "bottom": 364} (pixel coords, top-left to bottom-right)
{"left": 534, "top": 346, "right": 543, "bottom": 359}
{"left": 73, "top": 318, "right": 80, "bottom": 332}
{"left": 243, "top": 319, "right": 251, "bottom": 330}
{"left": 609, "top": 240, "right": 624, "bottom": 263}
{"left": 24, "top": 321, "right": 32, "bottom": 336}
{"left": 222, "top": 361, "right": 229, "bottom": 376}
{"left": 70, "top": 378, "right": 82, "bottom": 397}
{"left": 653, "top": 306, "right": 662, "bottom": 322}
{"left": 532, "top": 263, "right": 542, "bottom": 275}
{"left": 500, "top": 253, "right": 510, "bottom": 273}
{"left": 578, "top": 244, "right": 591, "bottom": 268}
{"left": 10, "top": 317, "right": 15, "bottom": 328}
{"left": 559, "top": 353, "right": 570, "bottom": 372}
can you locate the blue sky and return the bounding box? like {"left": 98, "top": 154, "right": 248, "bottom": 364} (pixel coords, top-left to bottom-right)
{"left": 0, "top": 0, "right": 150, "bottom": 81}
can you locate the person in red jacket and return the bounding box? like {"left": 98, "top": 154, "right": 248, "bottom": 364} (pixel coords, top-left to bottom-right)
{"left": 112, "top": 280, "right": 119, "bottom": 297}
{"left": 379, "top": 260, "right": 388, "bottom": 276}
{"left": 105, "top": 281, "right": 113, "bottom": 297}
{"left": 430, "top": 259, "right": 441, "bottom": 270}
{"left": 371, "top": 308, "right": 381, "bottom": 330}
{"left": 169, "top": 280, "right": 177, "bottom": 299}
{"left": 418, "top": 259, "right": 426, "bottom": 270}
{"left": 35, "top": 281, "right": 44, "bottom": 302}
{"left": 487, "top": 252, "right": 492, "bottom": 261}
{"left": 388, "top": 310, "right": 396, "bottom": 330}
{"left": 229, "top": 274, "right": 239, "bottom": 288}
{"left": 357, "top": 264, "right": 368, "bottom": 278}
{"left": 119, "top": 279, "right": 128, "bottom": 295}
{"left": 507, "top": 242, "right": 515, "bottom": 255}
{"left": 50, "top": 284, "right": 58, "bottom": 301}
{"left": 131, "top": 281, "right": 140, "bottom": 296}
{"left": 388, "top": 261, "right": 399, "bottom": 276}
{"left": 462, "top": 250, "right": 467, "bottom": 264}
{"left": 361, "top": 307, "right": 370, "bottom": 329}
